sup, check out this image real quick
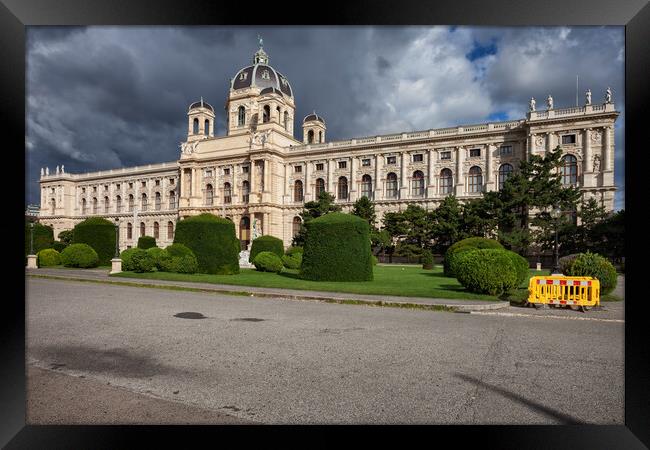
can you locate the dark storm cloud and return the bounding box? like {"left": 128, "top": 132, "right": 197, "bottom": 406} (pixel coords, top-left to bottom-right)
{"left": 26, "top": 26, "right": 625, "bottom": 209}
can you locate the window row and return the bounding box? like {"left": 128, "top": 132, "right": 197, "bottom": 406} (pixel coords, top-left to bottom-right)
{"left": 79, "top": 178, "right": 174, "bottom": 194}
{"left": 237, "top": 105, "right": 291, "bottom": 132}
{"left": 81, "top": 191, "right": 177, "bottom": 214}
{"left": 124, "top": 221, "right": 174, "bottom": 240}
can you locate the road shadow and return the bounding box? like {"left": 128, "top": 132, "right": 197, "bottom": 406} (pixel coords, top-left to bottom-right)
{"left": 454, "top": 372, "right": 582, "bottom": 424}
{"left": 29, "top": 343, "right": 193, "bottom": 379}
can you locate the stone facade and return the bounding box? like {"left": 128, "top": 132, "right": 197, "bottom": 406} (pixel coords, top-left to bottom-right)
{"left": 38, "top": 45, "right": 619, "bottom": 251}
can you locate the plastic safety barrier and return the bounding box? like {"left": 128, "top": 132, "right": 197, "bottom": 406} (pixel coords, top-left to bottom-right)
{"left": 527, "top": 276, "right": 600, "bottom": 309}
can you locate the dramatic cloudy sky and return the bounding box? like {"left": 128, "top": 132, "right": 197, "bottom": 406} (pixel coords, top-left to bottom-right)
{"left": 25, "top": 26, "right": 625, "bottom": 209}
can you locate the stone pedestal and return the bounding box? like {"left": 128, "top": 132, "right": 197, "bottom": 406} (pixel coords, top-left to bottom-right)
{"left": 239, "top": 250, "right": 254, "bottom": 269}
{"left": 27, "top": 255, "right": 37, "bottom": 269}
{"left": 536, "top": 262, "right": 542, "bottom": 271}
{"left": 110, "top": 258, "right": 122, "bottom": 274}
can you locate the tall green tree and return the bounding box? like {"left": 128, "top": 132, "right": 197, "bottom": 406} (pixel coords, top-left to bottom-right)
{"left": 382, "top": 205, "right": 430, "bottom": 256}
{"left": 292, "top": 191, "right": 341, "bottom": 246}
{"left": 429, "top": 195, "right": 464, "bottom": 254}
{"left": 351, "top": 196, "right": 376, "bottom": 228}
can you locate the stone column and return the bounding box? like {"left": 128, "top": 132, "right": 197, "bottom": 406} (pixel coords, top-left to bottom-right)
{"left": 327, "top": 159, "right": 334, "bottom": 194}
{"left": 264, "top": 212, "right": 270, "bottom": 235}
{"left": 375, "top": 153, "right": 383, "bottom": 200}
{"left": 349, "top": 157, "right": 357, "bottom": 201}
{"left": 455, "top": 147, "right": 464, "bottom": 196}
{"left": 485, "top": 144, "right": 494, "bottom": 191}
{"left": 583, "top": 128, "right": 592, "bottom": 173}
{"left": 427, "top": 149, "right": 435, "bottom": 196}
{"left": 250, "top": 160, "right": 257, "bottom": 193}
{"left": 284, "top": 163, "right": 289, "bottom": 201}
{"left": 263, "top": 159, "right": 270, "bottom": 192}
{"left": 546, "top": 132, "right": 553, "bottom": 154}
{"left": 231, "top": 164, "right": 237, "bottom": 202}
{"left": 399, "top": 152, "right": 408, "bottom": 199}
{"left": 603, "top": 126, "right": 612, "bottom": 171}
{"left": 304, "top": 160, "right": 310, "bottom": 201}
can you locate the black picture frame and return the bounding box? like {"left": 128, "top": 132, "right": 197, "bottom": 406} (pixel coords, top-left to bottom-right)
{"left": 3, "top": 0, "right": 648, "bottom": 447}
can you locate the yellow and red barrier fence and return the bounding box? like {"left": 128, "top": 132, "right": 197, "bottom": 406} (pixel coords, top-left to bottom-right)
{"left": 527, "top": 276, "right": 600, "bottom": 311}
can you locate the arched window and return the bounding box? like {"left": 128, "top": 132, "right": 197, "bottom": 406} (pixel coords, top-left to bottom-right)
{"left": 224, "top": 182, "right": 232, "bottom": 204}
{"left": 205, "top": 184, "right": 213, "bottom": 205}
{"left": 104, "top": 196, "right": 109, "bottom": 213}
{"left": 81, "top": 198, "right": 87, "bottom": 215}
{"left": 155, "top": 192, "right": 161, "bottom": 210}
{"left": 153, "top": 222, "right": 159, "bottom": 239}
{"left": 468, "top": 166, "right": 483, "bottom": 193}
{"left": 263, "top": 105, "right": 270, "bottom": 123}
{"left": 292, "top": 216, "right": 302, "bottom": 237}
{"left": 193, "top": 118, "right": 199, "bottom": 134}
{"left": 338, "top": 176, "right": 348, "bottom": 200}
{"left": 51, "top": 198, "right": 56, "bottom": 215}
{"left": 141, "top": 193, "right": 148, "bottom": 211}
{"left": 315, "top": 178, "right": 325, "bottom": 197}
{"left": 361, "top": 175, "right": 372, "bottom": 198}
{"left": 128, "top": 194, "right": 134, "bottom": 212}
{"left": 92, "top": 197, "right": 98, "bottom": 214}
{"left": 294, "top": 180, "right": 304, "bottom": 202}
{"left": 319, "top": 131, "right": 323, "bottom": 143}
{"left": 127, "top": 222, "right": 132, "bottom": 239}
{"left": 116, "top": 195, "right": 122, "bottom": 213}
{"left": 204, "top": 119, "right": 210, "bottom": 135}
{"left": 440, "top": 169, "right": 453, "bottom": 195}
{"left": 498, "top": 164, "right": 514, "bottom": 190}
{"left": 276, "top": 106, "right": 281, "bottom": 123}
{"left": 386, "top": 173, "right": 398, "bottom": 198}
{"left": 412, "top": 170, "right": 425, "bottom": 197}
{"left": 284, "top": 111, "right": 289, "bottom": 130}
{"left": 238, "top": 106, "right": 246, "bottom": 126}
{"left": 561, "top": 155, "right": 578, "bottom": 185}
{"left": 167, "top": 221, "right": 174, "bottom": 239}
{"left": 140, "top": 222, "right": 145, "bottom": 237}
{"left": 242, "top": 181, "right": 249, "bottom": 203}
{"left": 169, "top": 191, "right": 176, "bottom": 209}
{"left": 308, "top": 130, "right": 314, "bottom": 144}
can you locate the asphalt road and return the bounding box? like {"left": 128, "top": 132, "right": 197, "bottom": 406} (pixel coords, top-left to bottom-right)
{"left": 26, "top": 277, "right": 624, "bottom": 424}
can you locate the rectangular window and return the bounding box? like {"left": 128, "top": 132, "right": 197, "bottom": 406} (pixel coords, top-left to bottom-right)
{"left": 128, "top": 182, "right": 133, "bottom": 189}
{"left": 141, "top": 181, "right": 146, "bottom": 188}
{"left": 295, "top": 166, "right": 302, "bottom": 173}
{"left": 362, "top": 159, "right": 371, "bottom": 167}
{"left": 224, "top": 168, "right": 230, "bottom": 175}
{"left": 500, "top": 145, "right": 513, "bottom": 156}
{"left": 242, "top": 166, "right": 249, "bottom": 173}
{"left": 204, "top": 170, "right": 212, "bottom": 178}
{"left": 413, "top": 154, "right": 423, "bottom": 163}
{"left": 561, "top": 134, "right": 576, "bottom": 144}
{"left": 116, "top": 184, "right": 121, "bottom": 190}
{"left": 155, "top": 180, "right": 160, "bottom": 186}
{"left": 440, "top": 151, "right": 451, "bottom": 160}
{"left": 386, "top": 156, "right": 396, "bottom": 165}
{"left": 338, "top": 161, "right": 347, "bottom": 169}
{"left": 316, "top": 163, "right": 324, "bottom": 171}
{"left": 470, "top": 148, "right": 481, "bottom": 158}
{"left": 82, "top": 187, "right": 86, "bottom": 193}
{"left": 93, "top": 186, "right": 97, "bottom": 192}
{"left": 169, "top": 178, "right": 175, "bottom": 185}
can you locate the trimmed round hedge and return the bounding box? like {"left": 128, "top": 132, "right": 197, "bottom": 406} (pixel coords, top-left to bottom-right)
{"left": 253, "top": 251, "right": 284, "bottom": 273}
{"left": 60, "top": 243, "right": 99, "bottom": 268}
{"left": 37, "top": 248, "right": 61, "bottom": 267}
{"left": 72, "top": 217, "right": 115, "bottom": 266}
{"left": 505, "top": 251, "right": 530, "bottom": 287}
{"left": 119, "top": 248, "right": 140, "bottom": 271}
{"left": 285, "top": 246, "right": 303, "bottom": 256}
{"left": 249, "top": 235, "right": 284, "bottom": 263}
{"left": 563, "top": 252, "right": 617, "bottom": 295}
{"left": 173, "top": 213, "right": 239, "bottom": 274}
{"left": 51, "top": 241, "right": 67, "bottom": 253}
{"left": 422, "top": 249, "right": 434, "bottom": 270}
{"left": 165, "top": 243, "right": 194, "bottom": 258}
{"left": 444, "top": 237, "right": 503, "bottom": 277}
{"left": 300, "top": 212, "right": 373, "bottom": 282}
{"left": 25, "top": 222, "right": 54, "bottom": 256}
{"left": 137, "top": 236, "right": 156, "bottom": 249}
{"left": 558, "top": 253, "right": 580, "bottom": 274}
{"left": 281, "top": 252, "right": 302, "bottom": 270}
{"left": 454, "top": 249, "right": 519, "bottom": 296}
{"left": 146, "top": 247, "right": 170, "bottom": 270}
{"left": 130, "top": 249, "right": 155, "bottom": 273}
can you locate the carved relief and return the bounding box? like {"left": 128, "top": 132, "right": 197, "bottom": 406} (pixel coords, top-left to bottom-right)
{"left": 591, "top": 130, "right": 602, "bottom": 143}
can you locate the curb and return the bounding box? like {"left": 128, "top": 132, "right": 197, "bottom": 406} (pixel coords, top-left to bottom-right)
{"left": 27, "top": 273, "right": 510, "bottom": 313}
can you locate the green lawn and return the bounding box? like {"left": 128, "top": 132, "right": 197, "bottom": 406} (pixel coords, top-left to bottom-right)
{"left": 110, "top": 265, "right": 553, "bottom": 302}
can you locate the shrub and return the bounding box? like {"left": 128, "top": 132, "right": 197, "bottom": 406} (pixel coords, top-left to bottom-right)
{"left": 172, "top": 254, "right": 199, "bottom": 274}
{"left": 249, "top": 235, "right": 284, "bottom": 263}
{"left": 281, "top": 252, "right": 302, "bottom": 270}
{"left": 129, "top": 249, "right": 155, "bottom": 273}
{"left": 146, "top": 247, "right": 170, "bottom": 270}
{"left": 454, "top": 249, "right": 518, "bottom": 296}
{"left": 285, "top": 246, "right": 304, "bottom": 256}
{"left": 253, "top": 251, "right": 284, "bottom": 273}
{"left": 558, "top": 253, "right": 580, "bottom": 274}
{"left": 25, "top": 222, "right": 54, "bottom": 256}
{"left": 173, "top": 213, "right": 239, "bottom": 274}
{"left": 72, "top": 217, "right": 116, "bottom": 265}
{"left": 137, "top": 236, "right": 156, "bottom": 250}
{"left": 37, "top": 248, "right": 61, "bottom": 267}
{"left": 300, "top": 212, "right": 373, "bottom": 282}
{"left": 444, "top": 237, "right": 503, "bottom": 277}
{"left": 371, "top": 255, "right": 378, "bottom": 266}
{"left": 505, "top": 250, "right": 530, "bottom": 287}
{"left": 51, "top": 241, "right": 67, "bottom": 252}
{"left": 165, "top": 243, "right": 195, "bottom": 259}
{"left": 422, "top": 249, "right": 434, "bottom": 270}
{"left": 119, "top": 248, "right": 141, "bottom": 271}
{"left": 564, "top": 252, "right": 618, "bottom": 295}
{"left": 60, "top": 243, "right": 99, "bottom": 268}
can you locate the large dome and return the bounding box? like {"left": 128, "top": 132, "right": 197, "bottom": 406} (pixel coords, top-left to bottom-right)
{"left": 230, "top": 46, "right": 293, "bottom": 98}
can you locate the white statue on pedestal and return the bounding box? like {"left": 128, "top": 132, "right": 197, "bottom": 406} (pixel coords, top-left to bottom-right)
{"left": 546, "top": 94, "right": 553, "bottom": 110}
{"left": 56, "top": 165, "right": 60, "bottom": 175}
{"left": 40, "top": 168, "right": 44, "bottom": 177}
{"left": 529, "top": 97, "right": 536, "bottom": 112}
{"left": 45, "top": 167, "right": 49, "bottom": 176}
{"left": 61, "top": 164, "right": 65, "bottom": 173}
{"left": 605, "top": 87, "right": 612, "bottom": 104}
{"left": 252, "top": 217, "right": 261, "bottom": 240}
{"left": 592, "top": 155, "right": 601, "bottom": 173}
{"left": 585, "top": 89, "right": 592, "bottom": 105}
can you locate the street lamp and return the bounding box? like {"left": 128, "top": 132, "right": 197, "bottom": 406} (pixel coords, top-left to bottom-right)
{"left": 114, "top": 217, "right": 120, "bottom": 258}
{"left": 550, "top": 206, "right": 562, "bottom": 274}
{"left": 29, "top": 222, "right": 34, "bottom": 255}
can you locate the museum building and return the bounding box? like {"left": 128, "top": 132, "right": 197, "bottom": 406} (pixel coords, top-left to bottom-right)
{"left": 38, "top": 43, "right": 619, "bottom": 251}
